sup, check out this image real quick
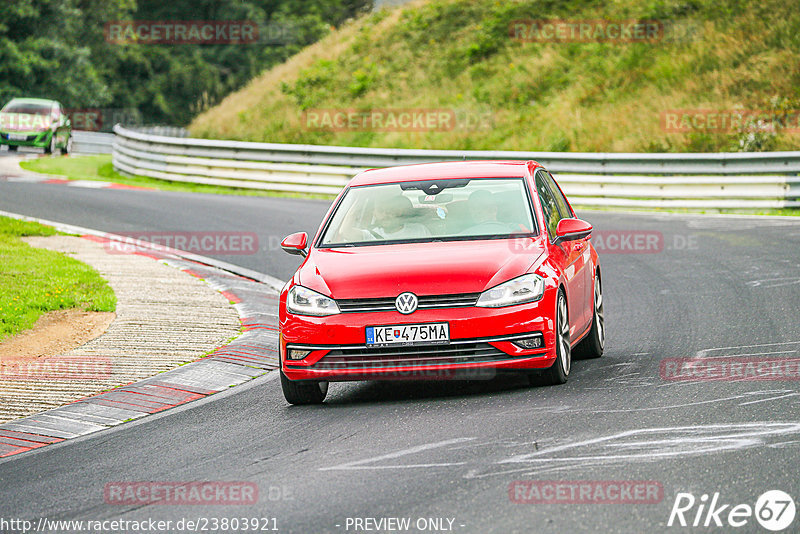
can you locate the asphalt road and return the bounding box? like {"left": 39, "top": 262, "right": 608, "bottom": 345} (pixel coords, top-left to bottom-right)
{"left": 0, "top": 179, "right": 329, "bottom": 280}
{"left": 1, "top": 178, "right": 800, "bottom": 533}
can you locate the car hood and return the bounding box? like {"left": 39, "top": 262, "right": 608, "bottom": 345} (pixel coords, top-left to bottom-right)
{"left": 297, "top": 237, "right": 545, "bottom": 298}
{"left": 0, "top": 112, "right": 51, "bottom": 132}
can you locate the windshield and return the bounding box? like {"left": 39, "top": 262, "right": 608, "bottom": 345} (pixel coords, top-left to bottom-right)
{"left": 319, "top": 177, "right": 536, "bottom": 247}
{"left": 1, "top": 101, "right": 51, "bottom": 115}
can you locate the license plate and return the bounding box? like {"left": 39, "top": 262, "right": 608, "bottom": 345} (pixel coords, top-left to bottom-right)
{"left": 366, "top": 323, "right": 449, "bottom": 347}
{"left": 8, "top": 134, "right": 27, "bottom": 141}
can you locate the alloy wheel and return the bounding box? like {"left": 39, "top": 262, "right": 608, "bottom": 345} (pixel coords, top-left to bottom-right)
{"left": 557, "top": 293, "right": 571, "bottom": 375}
{"left": 594, "top": 276, "right": 605, "bottom": 350}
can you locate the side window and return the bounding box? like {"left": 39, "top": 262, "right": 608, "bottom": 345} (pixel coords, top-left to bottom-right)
{"left": 534, "top": 171, "right": 561, "bottom": 239}
{"left": 544, "top": 171, "right": 572, "bottom": 219}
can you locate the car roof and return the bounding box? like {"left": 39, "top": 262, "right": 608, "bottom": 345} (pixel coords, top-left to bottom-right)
{"left": 5, "top": 98, "right": 58, "bottom": 105}
{"left": 349, "top": 160, "right": 539, "bottom": 186}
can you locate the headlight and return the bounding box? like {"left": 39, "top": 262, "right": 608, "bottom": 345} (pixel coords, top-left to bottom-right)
{"left": 476, "top": 274, "right": 545, "bottom": 308}
{"left": 287, "top": 285, "right": 340, "bottom": 316}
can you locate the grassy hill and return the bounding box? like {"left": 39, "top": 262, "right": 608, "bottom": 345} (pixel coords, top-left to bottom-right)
{"left": 190, "top": 0, "right": 800, "bottom": 153}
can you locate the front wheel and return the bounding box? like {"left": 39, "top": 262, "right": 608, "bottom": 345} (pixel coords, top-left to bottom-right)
{"left": 280, "top": 370, "right": 328, "bottom": 405}
{"left": 7, "top": 145, "right": 17, "bottom": 152}
{"left": 574, "top": 272, "right": 605, "bottom": 359}
{"left": 60, "top": 134, "right": 72, "bottom": 155}
{"left": 535, "top": 289, "right": 570, "bottom": 386}
{"left": 45, "top": 133, "right": 56, "bottom": 154}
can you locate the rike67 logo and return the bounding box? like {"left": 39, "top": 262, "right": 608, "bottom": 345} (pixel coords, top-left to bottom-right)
{"left": 668, "top": 490, "right": 796, "bottom": 531}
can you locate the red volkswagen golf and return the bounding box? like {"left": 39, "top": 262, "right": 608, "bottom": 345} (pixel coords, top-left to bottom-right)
{"left": 278, "top": 161, "right": 604, "bottom": 404}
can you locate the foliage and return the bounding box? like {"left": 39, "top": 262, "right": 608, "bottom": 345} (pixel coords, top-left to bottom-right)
{"left": 0, "top": 0, "right": 372, "bottom": 125}
{"left": 192, "top": 0, "right": 800, "bottom": 152}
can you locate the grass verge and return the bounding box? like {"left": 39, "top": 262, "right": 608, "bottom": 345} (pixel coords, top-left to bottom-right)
{"left": 0, "top": 216, "right": 116, "bottom": 342}
{"left": 190, "top": 0, "right": 800, "bottom": 153}
{"left": 19, "top": 155, "right": 336, "bottom": 200}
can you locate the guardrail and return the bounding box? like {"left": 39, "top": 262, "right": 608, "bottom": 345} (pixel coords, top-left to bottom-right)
{"left": 112, "top": 125, "right": 800, "bottom": 208}
{"left": 74, "top": 128, "right": 187, "bottom": 155}
{"left": 132, "top": 126, "right": 190, "bottom": 138}
{"left": 73, "top": 131, "right": 114, "bottom": 154}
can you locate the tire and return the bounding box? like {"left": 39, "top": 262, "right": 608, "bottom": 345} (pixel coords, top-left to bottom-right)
{"left": 45, "top": 134, "right": 55, "bottom": 154}
{"left": 536, "top": 289, "right": 570, "bottom": 386}
{"left": 7, "top": 145, "right": 17, "bottom": 152}
{"left": 280, "top": 370, "right": 328, "bottom": 405}
{"left": 574, "top": 271, "right": 605, "bottom": 359}
{"left": 60, "top": 134, "right": 72, "bottom": 155}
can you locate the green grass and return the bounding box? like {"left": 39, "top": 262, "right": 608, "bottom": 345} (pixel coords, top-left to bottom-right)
{"left": 0, "top": 216, "right": 116, "bottom": 342}
{"left": 19, "top": 155, "right": 336, "bottom": 200}
{"left": 190, "top": 0, "right": 800, "bottom": 153}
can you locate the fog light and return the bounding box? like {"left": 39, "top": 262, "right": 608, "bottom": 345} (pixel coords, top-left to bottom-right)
{"left": 287, "top": 348, "right": 312, "bottom": 360}
{"left": 512, "top": 334, "right": 544, "bottom": 350}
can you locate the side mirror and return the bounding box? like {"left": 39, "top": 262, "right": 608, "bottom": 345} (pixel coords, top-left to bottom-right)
{"left": 553, "top": 218, "right": 592, "bottom": 245}
{"left": 281, "top": 232, "right": 308, "bottom": 257}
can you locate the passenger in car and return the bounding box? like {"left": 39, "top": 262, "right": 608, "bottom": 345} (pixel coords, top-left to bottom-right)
{"left": 375, "top": 195, "right": 431, "bottom": 240}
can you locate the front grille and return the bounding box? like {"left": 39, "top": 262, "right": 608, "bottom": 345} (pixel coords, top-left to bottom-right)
{"left": 299, "top": 341, "right": 529, "bottom": 371}
{"left": 337, "top": 293, "right": 480, "bottom": 313}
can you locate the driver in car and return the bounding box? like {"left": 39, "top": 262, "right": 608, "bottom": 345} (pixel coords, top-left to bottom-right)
{"left": 460, "top": 189, "right": 508, "bottom": 235}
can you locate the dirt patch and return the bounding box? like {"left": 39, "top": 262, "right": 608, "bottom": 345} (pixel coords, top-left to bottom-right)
{"left": 0, "top": 309, "right": 115, "bottom": 363}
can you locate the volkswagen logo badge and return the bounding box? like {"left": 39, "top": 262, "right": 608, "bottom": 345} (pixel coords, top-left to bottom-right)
{"left": 395, "top": 292, "right": 418, "bottom": 314}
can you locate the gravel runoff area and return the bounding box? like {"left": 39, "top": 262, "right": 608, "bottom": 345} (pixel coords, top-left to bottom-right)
{"left": 0, "top": 235, "right": 242, "bottom": 424}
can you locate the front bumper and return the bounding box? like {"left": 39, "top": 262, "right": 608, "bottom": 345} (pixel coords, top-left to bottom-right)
{"left": 0, "top": 131, "right": 51, "bottom": 147}
{"left": 280, "top": 295, "right": 558, "bottom": 381}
